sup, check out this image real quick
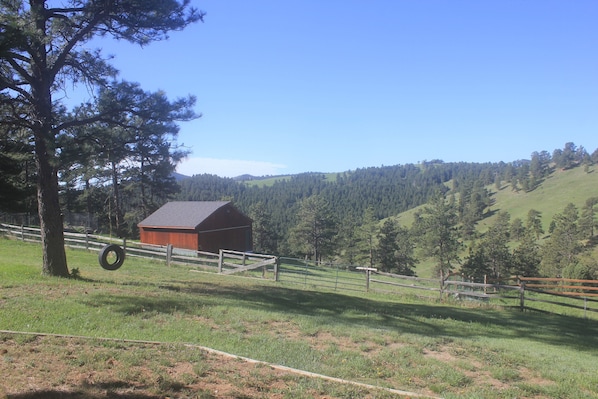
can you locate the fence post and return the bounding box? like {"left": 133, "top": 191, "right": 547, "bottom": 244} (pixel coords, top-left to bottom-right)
{"left": 584, "top": 297, "right": 588, "bottom": 319}
{"left": 357, "top": 267, "right": 376, "bottom": 292}
{"left": 218, "top": 250, "right": 223, "bottom": 273}
{"left": 439, "top": 270, "right": 445, "bottom": 299}
{"left": 274, "top": 257, "right": 280, "bottom": 282}
{"left": 122, "top": 238, "right": 127, "bottom": 255}
{"left": 484, "top": 274, "right": 487, "bottom": 295}
{"left": 166, "top": 244, "right": 173, "bottom": 267}
{"left": 20, "top": 225, "right": 24, "bottom": 241}
{"left": 303, "top": 258, "right": 308, "bottom": 287}
{"left": 519, "top": 280, "right": 525, "bottom": 311}
{"left": 85, "top": 232, "right": 89, "bottom": 251}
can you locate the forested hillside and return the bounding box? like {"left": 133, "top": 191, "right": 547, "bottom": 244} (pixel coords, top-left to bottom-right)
{"left": 4, "top": 139, "right": 597, "bottom": 280}
{"left": 176, "top": 142, "right": 598, "bottom": 280}
{"left": 178, "top": 161, "right": 501, "bottom": 233}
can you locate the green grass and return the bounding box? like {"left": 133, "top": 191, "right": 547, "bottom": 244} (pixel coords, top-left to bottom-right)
{"left": 397, "top": 165, "right": 598, "bottom": 233}
{"left": 1, "top": 238, "right": 598, "bottom": 398}
{"left": 479, "top": 166, "right": 598, "bottom": 234}
{"left": 242, "top": 174, "right": 293, "bottom": 187}
{"left": 394, "top": 165, "right": 598, "bottom": 278}
{"left": 242, "top": 172, "right": 339, "bottom": 187}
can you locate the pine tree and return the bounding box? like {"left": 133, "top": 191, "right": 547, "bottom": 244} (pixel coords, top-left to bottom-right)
{"left": 579, "top": 197, "right": 598, "bottom": 239}
{"left": 376, "top": 219, "right": 417, "bottom": 275}
{"left": 512, "top": 232, "right": 541, "bottom": 277}
{"left": 0, "top": 0, "right": 202, "bottom": 276}
{"left": 541, "top": 203, "right": 582, "bottom": 276}
{"left": 288, "top": 195, "right": 337, "bottom": 262}
{"left": 249, "top": 202, "right": 278, "bottom": 254}
{"left": 354, "top": 207, "right": 379, "bottom": 268}
{"left": 525, "top": 209, "right": 544, "bottom": 240}
{"left": 480, "top": 212, "right": 513, "bottom": 280}
{"left": 413, "top": 191, "right": 461, "bottom": 279}
{"left": 460, "top": 244, "right": 491, "bottom": 282}
{"left": 510, "top": 217, "right": 525, "bottom": 241}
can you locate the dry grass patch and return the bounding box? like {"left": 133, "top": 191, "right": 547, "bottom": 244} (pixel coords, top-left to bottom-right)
{"left": 0, "top": 333, "right": 406, "bottom": 399}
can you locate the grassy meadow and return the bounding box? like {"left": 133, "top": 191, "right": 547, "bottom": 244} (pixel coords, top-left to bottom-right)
{"left": 1, "top": 238, "right": 597, "bottom": 398}
{"left": 397, "top": 165, "right": 598, "bottom": 234}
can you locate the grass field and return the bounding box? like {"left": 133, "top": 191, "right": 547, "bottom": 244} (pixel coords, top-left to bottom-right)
{"left": 1, "top": 238, "right": 597, "bottom": 398}
{"left": 242, "top": 173, "right": 338, "bottom": 188}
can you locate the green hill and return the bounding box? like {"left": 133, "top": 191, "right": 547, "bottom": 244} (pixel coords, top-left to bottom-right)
{"left": 397, "top": 164, "right": 598, "bottom": 233}
{"left": 395, "top": 164, "right": 598, "bottom": 278}
{"left": 241, "top": 172, "right": 338, "bottom": 188}
{"left": 176, "top": 144, "right": 598, "bottom": 281}
{"left": 482, "top": 166, "right": 598, "bottom": 233}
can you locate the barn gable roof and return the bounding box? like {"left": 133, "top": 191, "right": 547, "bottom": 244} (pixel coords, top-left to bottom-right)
{"left": 138, "top": 201, "right": 232, "bottom": 230}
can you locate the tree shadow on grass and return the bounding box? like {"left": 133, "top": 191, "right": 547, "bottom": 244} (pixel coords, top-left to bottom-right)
{"left": 83, "top": 280, "right": 598, "bottom": 352}
{"left": 6, "top": 380, "right": 204, "bottom": 399}
{"left": 7, "top": 389, "right": 161, "bottom": 399}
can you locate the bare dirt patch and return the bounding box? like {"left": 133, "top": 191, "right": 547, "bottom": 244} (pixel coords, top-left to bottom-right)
{"left": 0, "top": 333, "right": 405, "bottom": 399}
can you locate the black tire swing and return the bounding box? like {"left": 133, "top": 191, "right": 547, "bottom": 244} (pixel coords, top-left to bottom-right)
{"left": 98, "top": 244, "right": 125, "bottom": 270}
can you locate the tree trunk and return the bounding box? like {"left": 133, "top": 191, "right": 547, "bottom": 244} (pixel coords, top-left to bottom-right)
{"left": 111, "top": 160, "right": 125, "bottom": 237}
{"left": 30, "top": 0, "right": 69, "bottom": 277}
{"left": 35, "top": 131, "right": 69, "bottom": 277}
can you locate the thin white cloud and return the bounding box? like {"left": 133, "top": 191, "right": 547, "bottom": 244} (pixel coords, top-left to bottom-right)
{"left": 176, "top": 157, "right": 287, "bottom": 178}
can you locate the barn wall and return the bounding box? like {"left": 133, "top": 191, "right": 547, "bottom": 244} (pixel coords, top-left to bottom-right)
{"left": 139, "top": 228, "right": 198, "bottom": 251}
{"left": 198, "top": 226, "right": 252, "bottom": 253}
{"left": 196, "top": 204, "right": 253, "bottom": 253}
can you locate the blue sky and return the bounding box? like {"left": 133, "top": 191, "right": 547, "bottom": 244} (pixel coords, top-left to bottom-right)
{"left": 89, "top": 1, "right": 598, "bottom": 177}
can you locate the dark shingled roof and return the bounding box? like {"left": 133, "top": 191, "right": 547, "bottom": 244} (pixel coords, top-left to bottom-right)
{"left": 138, "top": 201, "right": 230, "bottom": 229}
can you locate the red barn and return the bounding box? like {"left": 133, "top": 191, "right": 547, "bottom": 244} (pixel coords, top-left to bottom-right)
{"left": 138, "top": 201, "right": 252, "bottom": 253}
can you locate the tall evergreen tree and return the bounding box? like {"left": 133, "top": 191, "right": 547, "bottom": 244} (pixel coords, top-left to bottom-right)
{"left": 336, "top": 214, "right": 360, "bottom": 265}
{"left": 530, "top": 150, "right": 551, "bottom": 181}
{"left": 48, "top": 77, "right": 194, "bottom": 238}
{"left": 554, "top": 142, "right": 577, "bottom": 170}
{"left": 354, "top": 207, "right": 378, "bottom": 268}
{"left": 413, "top": 191, "right": 461, "bottom": 279}
{"left": 461, "top": 212, "right": 513, "bottom": 281}
{"left": 376, "top": 219, "right": 416, "bottom": 275}
{"left": 460, "top": 244, "right": 491, "bottom": 282}
{"left": 288, "top": 195, "right": 337, "bottom": 262}
{"left": 579, "top": 197, "right": 598, "bottom": 239}
{"left": 0, "top": 123, "right": 36, "bottom": 213}
{"left": 512, "top": 231, "right": 541, "bottom": 277}
{"left": 0, "top": 0, "right": 202, "bottom": 276}
{"left": 483, "top": 212, "right": 513, "bottom": 279}
{"left": 249, "top": 201, "right": 278, "bottom": 254}
{"left": 510, "top": 217, "right": 525, "bottom": 241}
{"left": 541, "top": 203, "right": 581, "bottom": 277}
{"left": 525, "top": 209, "right": 544, "bottom": 240}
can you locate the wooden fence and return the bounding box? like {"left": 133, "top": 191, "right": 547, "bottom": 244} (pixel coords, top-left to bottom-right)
{"left": 2, "top": 222, "right": 597, "bottom": 318}
{"left": 275, "top": 258, "right": 598, "bottom": 319}
{"left": 371, "top": 272, "right": 598, "bottom": 318}
{"left": 0, "top": 223, "right": 277, "bottom": 279}
{"left": 277, "top": 257, "right": 366, "bottom": 293}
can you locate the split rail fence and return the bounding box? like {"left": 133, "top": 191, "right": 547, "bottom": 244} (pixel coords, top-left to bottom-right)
{"left": 274, "top": 258, "right": 598, "bottom": 319}
{"left": 2, "top": 222, "right": 597, "bottom": 318}
{"left": 0, "top": 223, "right": 276, "bottom": 278}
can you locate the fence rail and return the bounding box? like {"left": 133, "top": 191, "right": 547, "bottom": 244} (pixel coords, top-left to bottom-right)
{"left": 2, "top": 222, "right": 597, "bottom": 318}
{"left": 277, "top": 257, "right": 367, "bottom": 293}
{"left": 0, "top": 223, "right": 276, "bottom": 279}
